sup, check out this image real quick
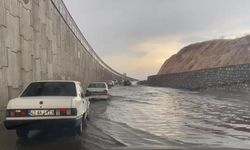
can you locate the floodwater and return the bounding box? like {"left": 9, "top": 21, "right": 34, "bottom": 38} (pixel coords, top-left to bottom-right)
{"left": 1, "top": 85, "right": 250, "bottom": 150}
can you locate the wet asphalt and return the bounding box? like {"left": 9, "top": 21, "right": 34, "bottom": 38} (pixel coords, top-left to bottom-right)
{"left": 1, "top": 85, "right": 250, "bottom": 150}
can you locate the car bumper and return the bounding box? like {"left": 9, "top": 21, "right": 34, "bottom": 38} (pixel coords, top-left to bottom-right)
{"left": 4, "top": 118, "right": 81, "bottom": 130}
{"left": 90, "top": 95, "right": 109, "bottom": 100}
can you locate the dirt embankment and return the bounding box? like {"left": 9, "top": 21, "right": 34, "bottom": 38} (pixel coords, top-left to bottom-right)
{"left": 158, "top": 35, "right": 250, "bottom": 74}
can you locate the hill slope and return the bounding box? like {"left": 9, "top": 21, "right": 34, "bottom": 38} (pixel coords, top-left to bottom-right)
{"left": 158, "top": 35, "right": 250, "bottom": 74}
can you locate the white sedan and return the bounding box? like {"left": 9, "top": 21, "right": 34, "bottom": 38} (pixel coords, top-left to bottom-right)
{"left": 4, "top": 80, "right": 90, "bottom": 138}
{"left": 85, "top": 82, "right": 110, "bottom": 100}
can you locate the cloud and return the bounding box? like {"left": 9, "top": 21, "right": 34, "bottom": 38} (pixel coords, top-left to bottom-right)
{"left": 63, "top": 0, "right": 250, "bottom": 79}
{"left": 102, "top": 36, "right": 182, "bottom": 79}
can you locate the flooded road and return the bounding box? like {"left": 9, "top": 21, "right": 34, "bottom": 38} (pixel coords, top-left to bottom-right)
{"left": 1, "top": 85, "right": 250, "bottom": 150}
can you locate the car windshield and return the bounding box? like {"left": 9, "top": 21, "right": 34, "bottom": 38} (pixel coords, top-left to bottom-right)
{"left": 20, "top": 82, "right": 77, "bottom": 97}
{"left": 88, "top": 83, "right": 106, "bottom": 88}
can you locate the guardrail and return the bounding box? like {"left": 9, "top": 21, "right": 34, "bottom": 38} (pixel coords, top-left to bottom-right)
{"left": 51, "top": 0, "right": 122, "bottom": 77}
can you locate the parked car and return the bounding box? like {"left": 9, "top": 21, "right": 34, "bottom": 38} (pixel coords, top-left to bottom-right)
{"left": 85, "top": 82, "right": 110, "bottom": 100}
{"left": 4, "top": 80, "right": 90, "bottom": 138}
{"left": 113, "top": 79, "right": 119, "bottom": 85}
{"left": 106, "top": 80, "right": 115, "bottom": 88}
{"left": 124, "top": 80, "right": 132, "bottom": 86}
{"left": 118, "top": 79, "right": 125, "bottom": 85}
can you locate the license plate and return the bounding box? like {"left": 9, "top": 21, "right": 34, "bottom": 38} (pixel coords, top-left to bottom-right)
{"left": 28, "top": 110, "right": 55, "bottom": 116}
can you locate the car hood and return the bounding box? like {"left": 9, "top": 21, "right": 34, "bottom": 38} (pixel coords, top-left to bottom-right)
{"left": 7, "top": 96, "right": 76, "bottom": 109}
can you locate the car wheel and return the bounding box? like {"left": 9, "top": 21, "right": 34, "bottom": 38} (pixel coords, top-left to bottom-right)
{"left": 86, "top": 114, "right": 90, "bottom": 121}
{"left": 76, "top": 118, "right": 84, "bottom": 135}
{"left": 83, "top": 116, "right": 87, "bottom": 129}
{"left": 86, "top": 109, "right": 90, "bottom": 121}
{"left": 75, "top": 114, "right": 88, "bottom": 136}
{"left": 77, "top": 121, "right": 83, "bottom": 135}
{"left": 16, "top": 128, "right": 29, "bottom": 139}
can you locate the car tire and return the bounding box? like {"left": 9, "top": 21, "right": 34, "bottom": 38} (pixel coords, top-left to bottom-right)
{"left": 86, "top": 114, "right": 90, "bottom": 121}
{"left": 16, "top": 128, "right": 29, "bottom": 139}
{"left": 76, "top": 116, "right": 87, "bottom": 136}
{"left": 77, "top": 120, "right": 83, "bottom": 135}
{"left": 86, "top": 109, "right": 90, "bottom": 121}
{"left": 83, "top": 116, "right": 87, "bottom": 129}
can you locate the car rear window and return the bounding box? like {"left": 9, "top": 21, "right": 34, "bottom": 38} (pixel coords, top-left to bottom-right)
{"left": 88, "top": 83, "right": 106, "bottom": 88}
{"left": 21, "top": 82, "right": 77, "bottom": 97}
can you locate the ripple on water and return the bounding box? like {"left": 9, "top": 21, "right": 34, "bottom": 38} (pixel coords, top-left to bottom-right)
{"left": 102, "top": 86, "right": 250, "bottom": 149}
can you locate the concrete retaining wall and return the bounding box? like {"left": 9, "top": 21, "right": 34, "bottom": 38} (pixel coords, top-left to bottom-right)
{"left": 0, "top": 0, "right": 123, "bottom": 123}
{"left": 147, "top": 63, "right": 250, "bottom": 92}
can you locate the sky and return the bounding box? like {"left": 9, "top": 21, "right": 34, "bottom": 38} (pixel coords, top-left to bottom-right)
{"left": 63, "top": 0, "right": 250, "bottom": 80}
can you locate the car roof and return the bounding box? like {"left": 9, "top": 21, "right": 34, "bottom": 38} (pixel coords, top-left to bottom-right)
{"left": 89, "top": 82, "right": 107, "bottom": 84}
{"left": 29, "top": 80, "right": 81, "bottom": 84}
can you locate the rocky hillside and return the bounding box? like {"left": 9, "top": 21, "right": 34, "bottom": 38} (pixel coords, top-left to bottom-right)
{"left": 158, "top": 35, "right": 250, "bottom": 74}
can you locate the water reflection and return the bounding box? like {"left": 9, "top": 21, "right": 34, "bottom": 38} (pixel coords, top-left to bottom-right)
{"left": 105, "top": 86, "right": 250, "bottom": 149}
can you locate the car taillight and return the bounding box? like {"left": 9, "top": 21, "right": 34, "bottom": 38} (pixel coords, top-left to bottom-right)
{"left": 104, "top": 90, "right": 108, "bottom": 95}
{"left": 6, "top": 109, "right": 27, "bottom": 117}
{"left": 20, "top": 110, "right": 27, "bottom": 117}
{"left": 10, "top": 110, "right": 15, "bottom": 117}
{"left": 71, "top": 108, "right": 77, "bottom": 116}
{"left": 56, "top": 108, "right": 77, "bottom": 116}
{"left": 86, "top": 90, "right": 91, "bottom": 96}
{"left": 60, "top": 108, "right": 67, "bottom": 116}
{"left": 6, "top": 110, "right": 13, "bottom": 117}
{"left": 66, "top": 109, "right": 71, "bottom": 115}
